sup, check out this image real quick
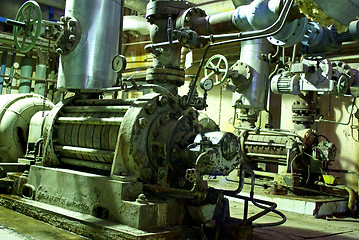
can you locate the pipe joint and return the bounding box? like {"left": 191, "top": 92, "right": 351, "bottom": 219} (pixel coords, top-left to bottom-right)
{"left": 233, "top": 0, "right": 282, "bottom": 31}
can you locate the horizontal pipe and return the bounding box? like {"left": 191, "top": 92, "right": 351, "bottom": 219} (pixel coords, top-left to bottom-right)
{"left": 63, "top": 105, "right": 130, "bottom": 113}
{"left": 244, "top": 141, "right": 286, "bottom": 147}
{"left": 56, "top": 117, "right": 123, "bottom": 125}
{"left": 246, "top": 153, "right": 287, "bottom": 159}
{"left": 74, "top": 98, "right": 135, "bottom": 106}
{"left": 55, "top": 145, "right": 115, "bottom": 158}
{"left": 0, "top": 74, "right": 57, "bottom": 83}
{"left": 253, "top": 170, "right": 277, "bottom": 178}
{"left": 59, "top": 157, "right": 112, "bottom": 171}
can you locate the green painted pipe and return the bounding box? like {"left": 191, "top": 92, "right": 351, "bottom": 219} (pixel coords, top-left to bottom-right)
{"left": 19, "top": 56, "right": 33, "bottom": 93}
{"left": 35, "top": 64, "right": 46, "bottom": 96}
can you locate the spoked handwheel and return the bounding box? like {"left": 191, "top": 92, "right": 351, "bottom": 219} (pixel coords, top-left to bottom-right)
{"left": 13, "top": 1, "right": 42, "bottom": 52}
{"left": 204, "top": 54, "right": 229, "bottom": 86}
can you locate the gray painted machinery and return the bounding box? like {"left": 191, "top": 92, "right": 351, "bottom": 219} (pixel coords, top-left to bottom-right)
{"left": 0, "top": 0, "right": 359, "bottom": 239}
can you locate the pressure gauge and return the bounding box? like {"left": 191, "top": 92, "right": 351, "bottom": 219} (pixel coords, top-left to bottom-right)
{"left": 111, "top": 54, "right": 127, "bottom": 73}
{"left": 200, "top": 77, "right": 214, "bottom": 91}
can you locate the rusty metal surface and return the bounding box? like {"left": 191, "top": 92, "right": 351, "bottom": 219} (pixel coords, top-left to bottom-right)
{"left": 0, "top": 194, "right": 200, "bottom": 240}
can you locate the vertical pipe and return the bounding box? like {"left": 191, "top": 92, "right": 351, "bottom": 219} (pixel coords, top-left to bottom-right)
{"left": 35, "top": 64, "right": 46, "bottom": 96}
{"left": 58, "top": 0, "right": 122, "bottom": 91}
{"left": 7, "top": 51, "right": 16, "bottom": 94}
{"left": 19, "top": 55, "right": 33, "bottom": 93}
{"left": 233, "top": 39, "right": 270, "bottom": 110}
{"left": 0, "top": 49, "right": 8, "bottom": 95}
{"left": 35, "top": 50, "right": 47, "bottom": 96}
{"left": 47, "top": 69, "right": 55, "bottom": 101}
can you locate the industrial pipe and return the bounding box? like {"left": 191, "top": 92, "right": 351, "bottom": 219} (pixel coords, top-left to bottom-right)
{"left": 123, "top": 16, "right": 150, "bottom": 35}
{"left": 7, "top": 51, "right": 16, "bottom": 94}
{"left": 35, "top": 49, "right": 47, "bottom": 96}
{"left": 19, "top": 56, "right": 33, "bottom": 93}
{"left": 0, "top": 49, "right": 7, "bottom": 95}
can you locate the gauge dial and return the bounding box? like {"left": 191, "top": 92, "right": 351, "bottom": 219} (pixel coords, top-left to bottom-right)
{"left": 111, "top": 54, "right": 127, "bottom": 73}
{"left": 200, "top": 77, "right": 214, "bottom": 91}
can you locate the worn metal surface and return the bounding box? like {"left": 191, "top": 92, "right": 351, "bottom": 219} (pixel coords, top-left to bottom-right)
{"left": 114, "top": 93, "right": 182, "bottom": 184}
{"left": 0, "top": 194, "right": 199, "bottom": 240}
{"left": 145, "top": 0, "right": 191, "bottom": 89}
{"left": 57, "top": 0, "right": 122, "bottom": 91}
{"left": 26, "top": 166, "right": 188, "bottom": 230}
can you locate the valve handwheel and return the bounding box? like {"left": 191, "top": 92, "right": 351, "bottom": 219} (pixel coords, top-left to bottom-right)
{"left": 204, "top": 54, "right": 229, "bottom": 86}
{"left": 13, "top": 1, "right": 42, "bottom": 53}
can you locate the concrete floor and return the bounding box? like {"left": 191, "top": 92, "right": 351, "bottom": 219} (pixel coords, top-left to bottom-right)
{"left": 230, "top": 200, "right": 359, "bottom": 240}
{"left": 0, "top": 202, "right": 358, "bottom": 240}
{"left": 0, "top": 206, "right": 87, "bottom": 240}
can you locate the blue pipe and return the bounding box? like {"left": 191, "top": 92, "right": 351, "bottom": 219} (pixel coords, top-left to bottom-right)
{"left": 0, "top": 50, "right": 7, "bottom": 95}
{"left": 0, "top": 17, "right": 7, "bottom": 23}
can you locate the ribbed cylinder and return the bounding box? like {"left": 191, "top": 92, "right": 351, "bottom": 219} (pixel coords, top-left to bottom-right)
{"left": 53, "top": 99, "right": 130, "bottom": 166}
{"left": 243, "top": 132, "right": 290, "bottom": 164}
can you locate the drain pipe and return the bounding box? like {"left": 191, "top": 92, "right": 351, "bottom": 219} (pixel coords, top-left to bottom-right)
{"left": 19, "top": 55, "right": 33, "bottom": 93}
{"left": 0, "top": 49, "right": 7, "bottom": 95}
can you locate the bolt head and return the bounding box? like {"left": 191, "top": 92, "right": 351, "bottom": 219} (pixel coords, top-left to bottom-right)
{"left": 69, "top": 34, "right": 76, "bottom": 42}
{"left": 137, "top": 117, "right": 148, "bottom": 128}
{"left": 157, "top": 96, "right": 168, "bottom": 106}
{"left": 145, "top": 104, "right": 157, "bottom": 114}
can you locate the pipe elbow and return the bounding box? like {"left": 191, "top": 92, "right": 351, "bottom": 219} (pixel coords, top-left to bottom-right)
{"left": 233, "top": 0, "right": 282, "bottom": 31}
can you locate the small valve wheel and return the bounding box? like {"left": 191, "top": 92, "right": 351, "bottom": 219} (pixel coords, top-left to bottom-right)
{"left": 13, "top": 1, "right": 42, "bottom": 53}
{"left": 204, "top": 54, "right": 229, "bottom": 86}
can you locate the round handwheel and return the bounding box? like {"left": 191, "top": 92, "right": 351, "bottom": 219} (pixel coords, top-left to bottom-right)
{"left": 13, "top": 1, "right": 42, "bottom": 53}
{"left": 204, "top": 54, "right": 229, "bottom": 86}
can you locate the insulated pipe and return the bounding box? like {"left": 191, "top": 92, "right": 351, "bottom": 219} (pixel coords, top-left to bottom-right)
{"left": 35, "top": 50, "right": 47, "bottom": 96}
{"left": 0, "top": 49, "right": 7, "bottom": 95}
{"left": 123, "top": 16, "right": 151, "bottom": 35}
{"left": 19, "top": 56, "right": 33, "bottom": 93}
{"left": 189, "top": 0, "right": 282, "bottom": 35}
{"left": 233, "top": 39, "right": 270, "bottom": 110}
{"left": 58, "top": 0, "right": 122, "bottom": 91}
{"left": 0, "top": 94, "right": 53, "bottom": 163}
{"left": 7, "top": 51, "right": 16, "bottom": 94}
{"left": 35, "top": 0, "right": 150, "bottom": 15}
{"left": 232, "top": 0, "right": 253, "bottom": 7}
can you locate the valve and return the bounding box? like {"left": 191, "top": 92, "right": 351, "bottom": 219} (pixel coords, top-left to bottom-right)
{"left": 11, "top": 1, "right": 42, "bottom": 53}
{"left": 204, "top": 54, "right": 229, "bottom": 85}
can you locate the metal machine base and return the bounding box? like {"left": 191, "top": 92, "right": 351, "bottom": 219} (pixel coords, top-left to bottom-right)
{"left": 0, "top": 194, "right": 200, "bottom": 240}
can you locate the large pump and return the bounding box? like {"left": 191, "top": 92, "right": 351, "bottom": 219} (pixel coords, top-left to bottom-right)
{"left": 0, "top": 0, "right": 358, "bottom": 239}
